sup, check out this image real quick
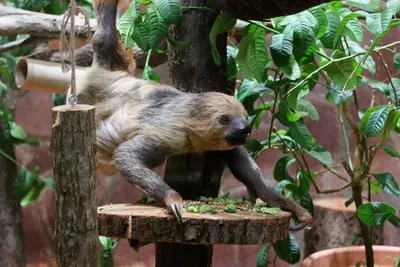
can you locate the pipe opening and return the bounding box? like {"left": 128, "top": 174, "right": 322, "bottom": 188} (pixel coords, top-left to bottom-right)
{"left": 15, "top": 58, "right": 28, "bottom": 88}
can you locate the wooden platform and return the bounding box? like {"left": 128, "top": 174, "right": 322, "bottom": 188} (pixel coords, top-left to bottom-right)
{"left": 97, "top": 203, "right": 292, "bottom": 245}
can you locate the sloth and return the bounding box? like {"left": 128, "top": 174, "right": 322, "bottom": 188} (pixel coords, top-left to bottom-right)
{"left": 70, "top": 0, "right": 312, "bottom": 230}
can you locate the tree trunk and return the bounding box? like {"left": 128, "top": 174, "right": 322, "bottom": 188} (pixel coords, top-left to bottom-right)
{"left": 155, "top": 1, "right": 229, "bottom": 266}
{"left": 51, "top": 104, "right": 98, "bottom": 267}
{"left": 0, "top": 124, "right": 25, "bottom": 267}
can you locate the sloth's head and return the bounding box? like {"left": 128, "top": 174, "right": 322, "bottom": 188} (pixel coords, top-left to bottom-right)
{"left": 187, "top": 92, "right": 251, "bottom": 150}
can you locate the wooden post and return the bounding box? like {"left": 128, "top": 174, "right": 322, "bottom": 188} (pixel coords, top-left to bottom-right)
{"left": 155, "top": 1, "right": 229, "bottom": 266}
{"left": 51, "top": 104, "right": 98, "bottom": 267}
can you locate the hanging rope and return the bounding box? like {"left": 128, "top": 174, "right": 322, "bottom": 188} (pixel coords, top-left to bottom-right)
{"left": 59, "top": 0, "right": 91, "bottom": 106}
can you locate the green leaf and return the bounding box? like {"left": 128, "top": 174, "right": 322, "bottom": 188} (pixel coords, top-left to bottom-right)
{"left": 117, "top": 12, "right": 135, "bottom": 50}
{"left": 237, "top": 79, "right": 272, "bottom": 112}
{"left": 270, "top": 29, "right": 293, "bottom": 67}
{"left": 154, "top": 0, "right": 180, "bottom": 24}
{"left": 224, "top": 203, "right": 237, "bottom": 213}
{"left": 344, "top": 17, "right": 364, "bottom": 43}
{"left": 360, "top": 77, "right": 390, "bottom": 95}
{"left": 373, "top": 173, "right": 400, "bottom": 197}
{"left": 273, "top": 156, "right": 296, "bottom": 182}
{"left": 132, "top": 21, "right": 150, "bottom": 51}
{"left": 288, "top": 119, "right": 313, "bottom": 150}
{"left": 382, "top": 145, "right": 400, "bottom": 158}
{"left": 273, "top": 234, "right": 300, "bottom": 264}
{"left": 309, "top": 7, "right": 328, "bottom": 39}
{"left": 142, "top": 66, "right": 160, "bottom": 82}
{"left": 15, "top": 166, "right": 33, "bottom": 199}
{"left": 364, "top": 106, "right": 391, "bottom": 137}
{"left": 333, "top": 13, "right": 363, "bottom": 48}
{"left": 357, "top": 202, "right": 396, "bottom": 226}
{"left": 324, "top": 50, "right": 359, "bottom": 88}
{"left": 390, "top": 78, "right": 400, "bottom": 103}
{"left": 347, "top": 0, "right": 381, "bottom": 12}
{"left": 237, "top": 27, "right": 269, "bottom": 83}
{"left": 394, "top": 53, "right": 400, "bottom": 72}
{"left": 368, "top": 180, "right": 383, "bottom": 194}
{"left": 20, "top": 180, "right": 45, "bottom": 206}
{"left": 388, "top": 0, "right": 400, "bottom": 14}
{"left": 359, "top": 105, "right": 386, "bottom": 134}
{"left": 256, "top": 244, "right": 272, "bottom": 267}
{"left": 10, "top": 122, "right": 28, "bottom": 140}
{"left": 227, "top": 46, "right": 238, "bottom": 81}
{"left": 0, "top": 80, "right": 7, "bottom": 101}
{"left": 275, "top": 180, "right": 294, "bottom": 193}
{"left": 280, "top": 55, "right": 301, "bottom": 81}
{"left": 292, "top": 187, "right": 314, "bottom": 215}
{"left": 209, "top": 12, "right": 237, "bottom": 66}
{"left": 306, "top": 145, "right": 333, "bottom": 166}
{"left": 147, "top": 8, "right": 168, "bottom": 49}
{"left": 296, "top": 99, "right": 319, "bottom": 121}
{"left": 389, "top": 215, "right": 400, "bottom": 227}
{"left": 320, "top": 12, "right": 341, "bottom": 49}
{"left": 244, "top": 139, "right": 262, "bottom": 153}
{"left": 366, "top": 8, "right": 394, "bottom": 35}
{"left": 292, "top": 18, "right": 316, "bottom": 64}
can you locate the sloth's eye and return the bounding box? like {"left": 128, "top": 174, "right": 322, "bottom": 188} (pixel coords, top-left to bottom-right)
{"left": 220, "top": 116, "right": 230, "bottom": 125}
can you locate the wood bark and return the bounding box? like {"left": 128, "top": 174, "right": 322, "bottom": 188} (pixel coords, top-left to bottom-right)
{"left": 207, "top": 0, "right": 327, "bottom": 20}
{"left": 0, "top": 6, "right": 95, "bottom": 38}
{"left": 303, "top": 198, "right": 383, "bottom": 258}
{"left": 98, "top": 203, "right": 291, "bottom": 244}
{"left": 0, "top": 124, "right": 25, "bottom": 267}
{"left": 51, "top": 104, "right": 98, "bottom": 267}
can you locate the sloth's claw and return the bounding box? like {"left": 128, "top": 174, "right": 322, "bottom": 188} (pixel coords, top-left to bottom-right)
{"left": 164, "top": 190, "right": 184, "bottom": 224}
{"left": 170, "top": 202, "right": 184, "bottom": 224}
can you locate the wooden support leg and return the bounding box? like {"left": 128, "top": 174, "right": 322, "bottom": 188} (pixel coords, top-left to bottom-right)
{"left": 51, "top": 104, "right": 98, "bottom": 267}
{"left": 156, "top": 242, "right": 213, "bottom": 267}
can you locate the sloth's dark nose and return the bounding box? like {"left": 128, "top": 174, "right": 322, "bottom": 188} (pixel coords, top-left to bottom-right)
{"left": 237, "top": 125, "right": 251, "bottom": 137}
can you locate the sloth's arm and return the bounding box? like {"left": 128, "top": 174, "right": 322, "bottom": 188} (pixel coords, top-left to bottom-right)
{"left": 113, "top": 136, "right": 183, "bottom": 222}
{"left": 219, "top": 146, "right": 312, "bottom": 231}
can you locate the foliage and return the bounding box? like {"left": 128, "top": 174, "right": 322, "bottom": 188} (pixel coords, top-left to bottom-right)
{"left": 205, "top": 0, "right": 400, "bottom": 265}
{"left": 99, "top": 236, "right": 119, "bottom": 267}
{"left": 0, "top": 1, "right": 63, "bottom": 207}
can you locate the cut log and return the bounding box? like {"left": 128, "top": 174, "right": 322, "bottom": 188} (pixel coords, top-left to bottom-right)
{"left": 51, "top": 104, "right": 98, "bottom": 267}
{"left": 98, "top": 203, "right": 291, "bottom": 245}
{"left": 303, "top": 197, "right": 384, "bottom": 258}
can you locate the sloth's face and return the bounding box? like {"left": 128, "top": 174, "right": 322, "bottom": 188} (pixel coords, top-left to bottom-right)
{"left": 220, "top": 115, "right": 251, "bottom": 146}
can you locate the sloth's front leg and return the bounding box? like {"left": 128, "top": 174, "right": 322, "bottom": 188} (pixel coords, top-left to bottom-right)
{"left": 114, "top": 137, "right": 184, "bottom": 223}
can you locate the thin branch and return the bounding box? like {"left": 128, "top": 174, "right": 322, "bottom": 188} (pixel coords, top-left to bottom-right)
{"left": 0, "top": 6, "right": 95, "bottom": 38}
{"left": 0, "top": 36, "right": 51, "bottom": 53}
{"left": 325, "top": 166, "right": 350, "bottom": 182}
{"left": 377, "top": 51, "right": 399, "bottom": 106}
{"left": 342, "top": 102, "right": 361, "bottom": 145}
{"left": 342, "top": 160, "right": 355, "bottom": 179}
{"left": 338, "top": 108, "right": 353, "bottom": 168}
{"left": 370, "top": 89, "right": 377, "bottom": 108}
{"left": 314, "top": 165, "right": 342, "bottom": 175}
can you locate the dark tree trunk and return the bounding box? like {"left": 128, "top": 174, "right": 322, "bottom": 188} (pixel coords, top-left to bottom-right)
{"left": 156, "top": 1, "right": 229, "bottom": 266}
{"left": 51, "top": 104, "right": 98, "bottom": 267}
{"left": 0, "top": 124, "right": 25, "bottom": 267}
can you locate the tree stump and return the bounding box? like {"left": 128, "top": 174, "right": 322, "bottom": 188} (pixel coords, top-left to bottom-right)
{"left": 51, "top": 104, "right": 98, "bottom": 267}
{"left": 303, "top": 198, "right": 383, "bottom": 258}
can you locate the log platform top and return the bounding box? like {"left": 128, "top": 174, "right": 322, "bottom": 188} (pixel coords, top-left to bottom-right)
{"left": 97, "top": 203, "right": 291, "bottom": 245}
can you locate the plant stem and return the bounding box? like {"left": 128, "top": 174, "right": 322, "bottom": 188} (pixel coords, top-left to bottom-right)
{"left": 377, "top": 51, "right": 399, "bottom": 106}
{"left": 145, "top": 48, "right": 152, "bottom": 69}
{"left": 0, "top": 147, "right": 21, "bottom": 167}
{"left": 338, "top": 108, "right": 353, "bottom": 169}
{"left": 352, "top": 183, "right": 374, "bottom": 267}
{"left": 268, "top": 91, "right": 279, "bottom": 147}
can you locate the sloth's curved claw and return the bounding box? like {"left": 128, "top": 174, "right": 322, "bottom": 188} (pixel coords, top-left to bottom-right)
{"left": 170, "top": 202, "right": 184, "bottom": 224}
{"left": 164, "top": 189, "right": 184, "bottom": 224}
